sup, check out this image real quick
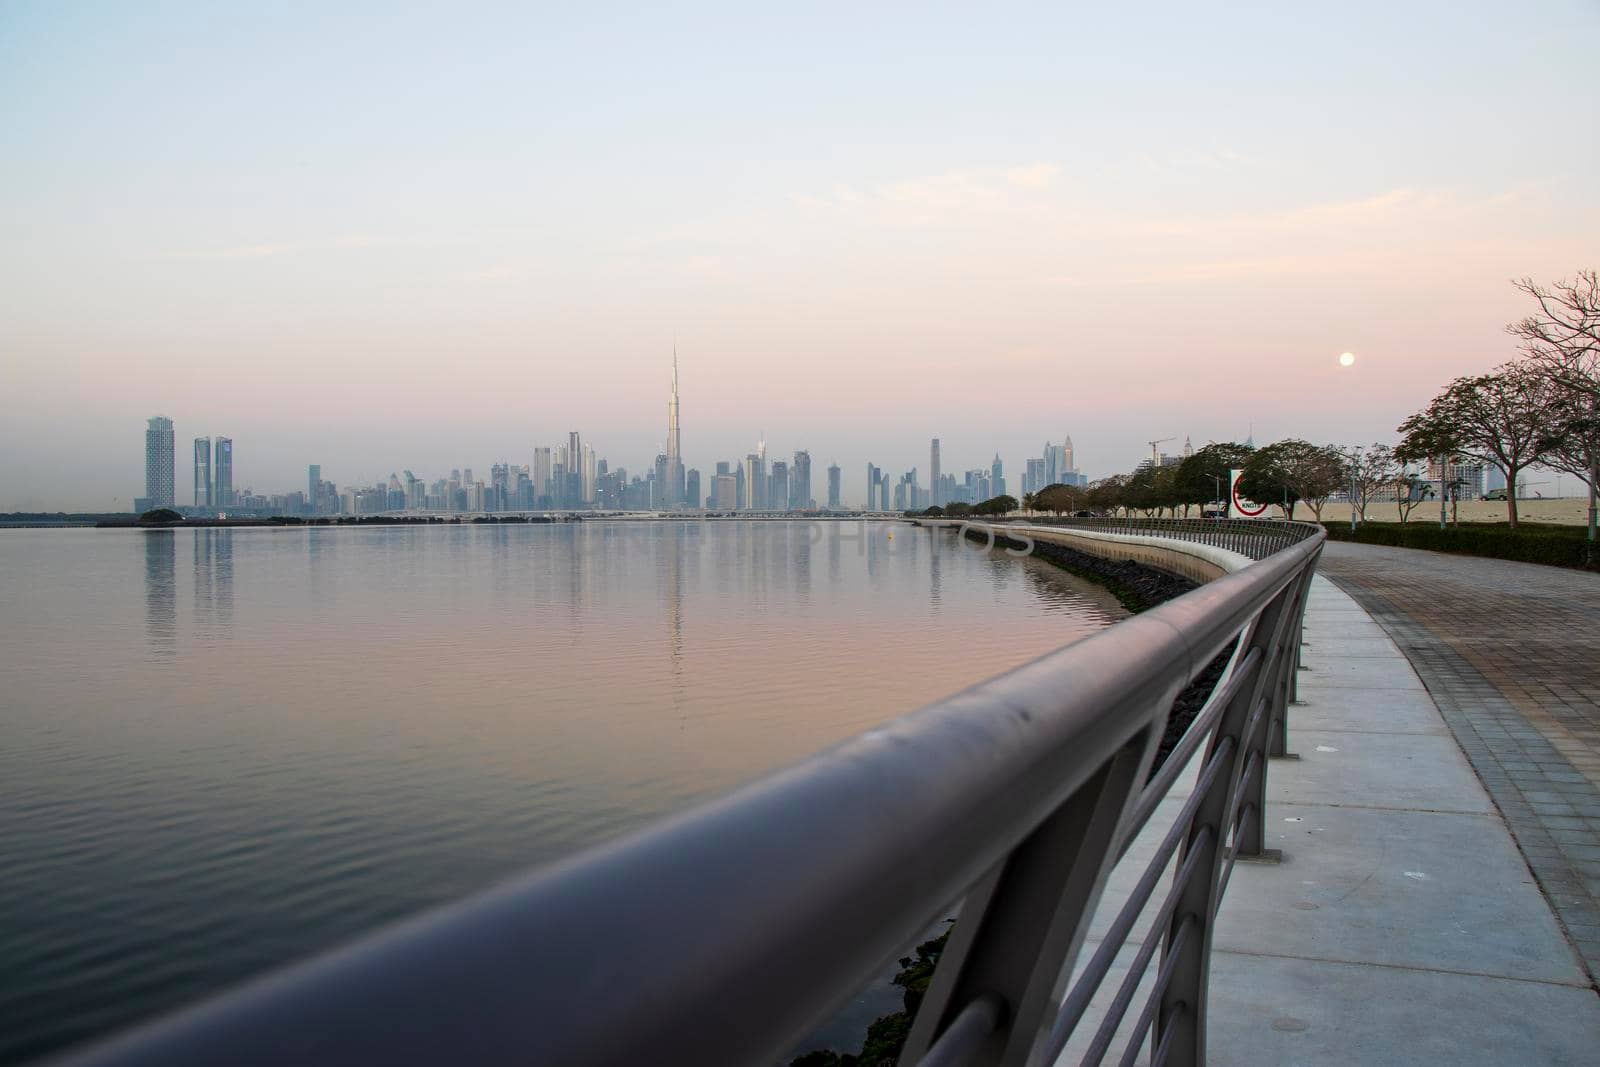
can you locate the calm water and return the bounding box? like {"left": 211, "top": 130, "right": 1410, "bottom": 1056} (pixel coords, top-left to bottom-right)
{"left": 0, "top": 520, "right": 1123, "bottom": 1062}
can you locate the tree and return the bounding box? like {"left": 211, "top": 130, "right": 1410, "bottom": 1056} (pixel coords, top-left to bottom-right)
{"left": 1344, "top": 444, "right": 1398, "bottom": 522}
{"left": 1034, "top": 483, "right": 1080, "bottom": 515}
{"left": 1173, "top": 443, "right": 1254, "bottom": 515}
{"left": 973, "top": 494, "right": 1017, "bottom": 516}
{"left": 1397, "top": 362, "right": 1563, "bottom": 527}
{"left": 1020, "top": 491, "right": 1038, "bottom": 513}
{"left": 1084, "top": 475, "right": 1127, "bottom": 515}
{"left": 1392, "top": 466, "right": 1426, "bottom": 523}
{"left": 1541, "top": 389, "right": 1600, "bottom": 507}
{"left": 1509, "top": 269, "right": 1600, "bottom": 542}
{"left": 1238, "top": 440, "right": 1343, "bottom": 520}
{"left": 138, "top": 507, "right": 183, "bottom": 524}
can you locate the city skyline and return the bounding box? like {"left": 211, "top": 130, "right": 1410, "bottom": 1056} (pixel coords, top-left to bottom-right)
{"left": 124, "top": 355, "right": 1101, "bottom": 513}
{"left": 4, "top": 3, "right": 1596, "bottom": 510}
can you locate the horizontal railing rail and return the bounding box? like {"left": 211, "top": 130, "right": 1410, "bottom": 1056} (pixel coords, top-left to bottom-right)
{"left": 59, "top": 523, "right": 1325, "bottom": 1067}
{"left": 1000, "top": 515, "right": 1322, "bottom": 561}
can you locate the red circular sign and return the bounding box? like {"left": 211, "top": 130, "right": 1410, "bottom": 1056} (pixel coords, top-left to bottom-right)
{"left": 1232, "top": 475, "right": 1268, "bottom": 517}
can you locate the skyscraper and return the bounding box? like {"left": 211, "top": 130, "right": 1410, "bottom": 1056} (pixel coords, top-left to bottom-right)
{"left": 143, "top": 416, "right": 175, "bottom": 509}
{"left": 743, "top": 454, "right": 759, "bottom": 510}
{"left": 991, "top": 453, "right": 1005, "bottom": 500}
{"left": 791, "top": 450, "right": 811, "bottom": 511}
{"left": 214, "top": 437, "right": 233, "bottom": 507}
{"left": 308, "top": 464, "right": 321, "bottom": 505}
{"left": 533, "top": 447, "right": 552, "bottom": 503}
{"left": 192, "top": 436, "right": 211, "bottom": 508}
{"left": 930, "top": 438, "right": 942, "bottom": 506}
{"left": 769, "top": 461, "right": 789, "bottom": 514}
{"left": 827, "top": 463, "right": 841, "bottom": 510}
{"left": 685, "top": 468, "right": 700, "bottom": 510}
{"left": 567, "top": 431, "right": 582, "bottom": 507}
{"left": 665, "top": 349, "right": 684, "bottom": 505}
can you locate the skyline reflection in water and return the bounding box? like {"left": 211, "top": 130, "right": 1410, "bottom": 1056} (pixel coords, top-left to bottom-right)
{"left": 0, "top": 521, "right": 1124, "bottom": 1063}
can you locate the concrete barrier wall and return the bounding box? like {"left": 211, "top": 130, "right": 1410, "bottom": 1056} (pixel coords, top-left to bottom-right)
{"left": 926, "top": 521, "right": 1253, "bottom": 583}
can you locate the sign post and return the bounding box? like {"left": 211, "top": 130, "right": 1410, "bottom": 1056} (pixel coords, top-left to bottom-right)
{"left": 1229, "top": 469, "right": 1267, "bottom": 519}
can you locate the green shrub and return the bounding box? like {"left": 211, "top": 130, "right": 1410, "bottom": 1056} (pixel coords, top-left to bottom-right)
{"left": 1322, "top": 522, "right": 1595, "bottom": 570}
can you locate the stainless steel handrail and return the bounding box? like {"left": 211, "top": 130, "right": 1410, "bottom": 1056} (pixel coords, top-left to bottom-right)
{"left": 59, "top": 523, "right": 1325, "bottom": 1067}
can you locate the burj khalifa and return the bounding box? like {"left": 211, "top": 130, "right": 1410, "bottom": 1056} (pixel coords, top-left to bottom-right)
{"left": 666, "top": 349, "right": 685, "bottom": 505}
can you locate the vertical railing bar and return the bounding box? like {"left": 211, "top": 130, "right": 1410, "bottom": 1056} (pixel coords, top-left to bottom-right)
{"left": 1110, "top": 917, "right": 1197, "bottom": 1067}
{"left": 1052, "top": 740, "right": 1235, "bottom": 1046}
{"left": 1069, "top": 835, "right": 1213, "bottom": 1065}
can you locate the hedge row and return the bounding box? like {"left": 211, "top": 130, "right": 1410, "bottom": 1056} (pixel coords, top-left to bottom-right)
{"left": 1321, "top": 521, "right": 1596, "bottom": 570}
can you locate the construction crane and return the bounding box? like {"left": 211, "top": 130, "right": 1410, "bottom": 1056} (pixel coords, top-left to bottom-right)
{"left": 1148, "top": 437, "right": 1175, "bottom": 467}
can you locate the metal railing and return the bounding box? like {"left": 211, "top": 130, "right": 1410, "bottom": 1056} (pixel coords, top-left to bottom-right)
{"left": 1010, "top": 515, "right": 1314, "bottom": 561}
{"left": 60, "top": 525, "right": 1326, "bottom": 1067}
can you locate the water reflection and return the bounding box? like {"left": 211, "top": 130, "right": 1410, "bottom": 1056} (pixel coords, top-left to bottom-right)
{"left": 143, "top": 530, "right": 176, "bottom": 656}
{"left": 5, "top": 519, "right": 1128, "bottom": 1065}
{"left": 193, "top": 529, "right": 234, "bottom": 642}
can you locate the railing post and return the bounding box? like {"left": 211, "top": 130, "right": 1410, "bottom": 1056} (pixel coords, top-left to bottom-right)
{"left": 1268, "top": 563, "right": 1317, "bottom": 758}
{"left": 1155, "top": 570, "right": 1302, "bottom": 1065}
{"left": 901, "top": 739, "right": 1156, "bottom": 1067}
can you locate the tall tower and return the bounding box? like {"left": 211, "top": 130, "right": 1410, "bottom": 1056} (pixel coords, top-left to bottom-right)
{"left": 930, "top": 438, "right": 942, "bottom": 506}
{"left": 666, "top": 348, "right": 684, "bottom": 505}
{"left": 827, "top": 463, "right": 841, "bottom": 510}
{"left": 144, "top": 416, "right": 175, "bottom": 509}
{"left": 214, "top": 437, "right": 233, "bottom": 507}
{"left": 193, "top": 436, "right": 212, "bottom": 507}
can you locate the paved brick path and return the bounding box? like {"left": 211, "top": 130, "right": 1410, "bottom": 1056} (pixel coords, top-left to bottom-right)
{"left": 1317, "top": 541, "right": 1600, "bottom": 985}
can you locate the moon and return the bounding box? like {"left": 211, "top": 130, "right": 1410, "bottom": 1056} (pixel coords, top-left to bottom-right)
{"left": 1339, "top": 352, "right": 1356, "bottom": 367}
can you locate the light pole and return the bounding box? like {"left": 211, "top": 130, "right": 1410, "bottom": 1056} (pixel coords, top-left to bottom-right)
{"left": 1332, "top": 445, "right": 1361, "bottom": 532}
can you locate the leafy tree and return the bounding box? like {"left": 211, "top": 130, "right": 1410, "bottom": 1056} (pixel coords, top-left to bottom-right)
{"left": 1084, "top": 475, "right": 1127, "bottom": 515}
{"left": 1173, "top": 443, "right": 1254, "bottom": 515}
{"left": 1509, "top": 269, "right": 1600, "bottom": 541}
{"left": 1034, "top": 483, "right": 1080, "bottom": 515}
{"left": 1238, "top": 440, "right": 1342, "bottom": 520}
{"left": 138, "top": 508, "right": 183, "bottom": 524}
{"left": 974, "top": 494, "right": 1018, "bottom": 516}
{"left": 944, "top": 501, "right": 973, "bottom": 517}
{"left": 1344, "top": 443, "right": 1398, "bottom": 522}
{"left": 1392, "top": 467, "right": 1427, "bottom": 523}
{"left": 1020, "top": 491, "right": 1038, "bottom": 513}
{"left": 1397, "top": 362, "right": 1563, "bottom": 527}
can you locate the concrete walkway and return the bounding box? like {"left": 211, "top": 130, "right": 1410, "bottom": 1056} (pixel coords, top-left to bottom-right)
{"left": 1204, "top": 574, "right": 1599, "bottom": 1063}
{"left": 1318, "top": 542, "right": 1600, "bottom": 982}
{"left": 1052, "top": 572, "right": 1600, "bottom": 1064}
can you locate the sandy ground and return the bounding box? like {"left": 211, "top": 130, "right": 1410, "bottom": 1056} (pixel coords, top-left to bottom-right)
{"left": 1312, "top": 498, "right": 1594, "bottom": 526}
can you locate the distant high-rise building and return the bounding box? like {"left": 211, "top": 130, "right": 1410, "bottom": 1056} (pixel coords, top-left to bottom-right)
{"left": 791, "top": 450, "right": 811, "bottom": 511}
{"left": 665, "top": 349, "right": 684, "bottom": 505}
{"left": 865, "top": 463, "right": 880, "bottom": 511}
{"left": 930, "top": 438, "right": 942, "bottom": 506}
{"left": 1063, "top": 435, "right": 1075, "bottom": 474}
{"left": 567, "top": 431, "right": 582, "bottom": 507}
{"left": 991, "top": 454, "right": 1005, "bottom": 500}
{"left": 827, "top": 463, "right": 841, "bottom": 510}
{"left": 769, "top": 461, "right": 789, "bottom": 514}
{"left": 685, "top": 468, "right": 700, "bottom": 509}
{"left": 713, "top": 473, "right": 737, "bottom": 510}
{"left": 214, "top": 437, "right": 233, "bottom": 507}
{"left": 192, "top": 436, "right": 211, "bottom": 508}
{"left": 533, "top": 447, "right": 552, "bottom": 503}
{"left": 582, "top": 443, "right": 597, "bottom": 503}
{"left": 143, "top": 416, "right": 175, "bottom": 510}
{"left": 308, "top": 464, "right": 321, "bottom": 505}
{"left": 654, "top": 453, "right": 669, "bottom": 509}
{"left": 743, "top": 454, "right": 759, "bottom": 510}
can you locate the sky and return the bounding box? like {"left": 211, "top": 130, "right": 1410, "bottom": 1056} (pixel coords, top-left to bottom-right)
{"left": 2, "top": 1, "right": 1596, "bottom": 509}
